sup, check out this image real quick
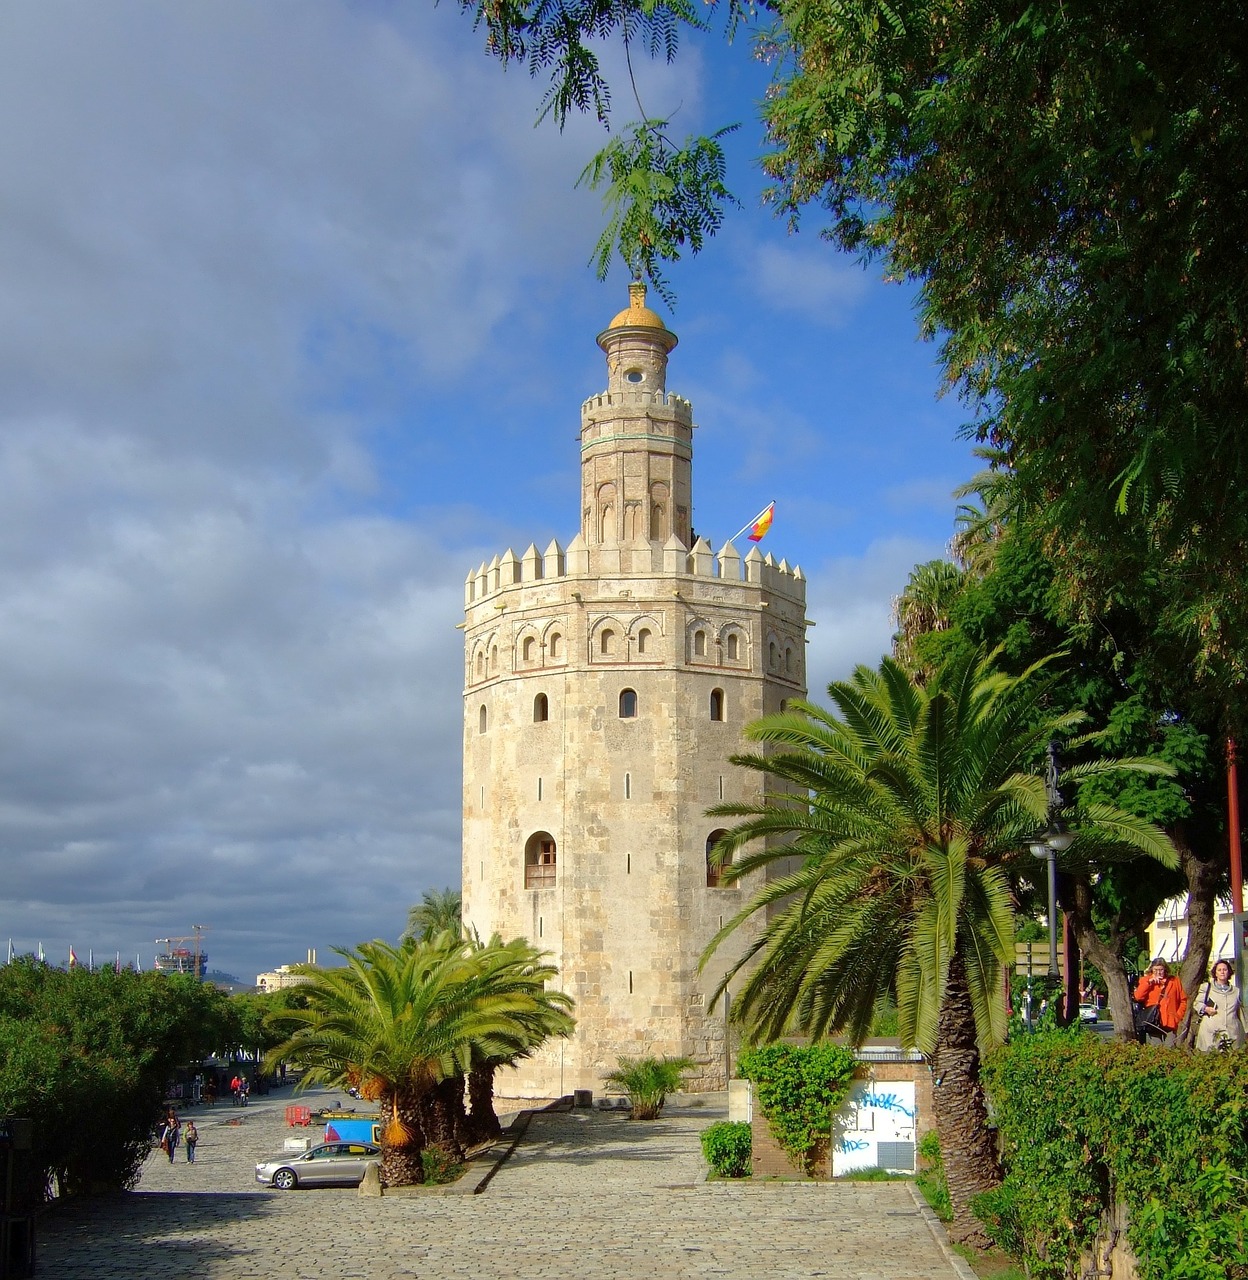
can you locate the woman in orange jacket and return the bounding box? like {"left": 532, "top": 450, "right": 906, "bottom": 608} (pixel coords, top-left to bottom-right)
{"left": 1133, "top": 957, "right": 1188, "bottom": 1044}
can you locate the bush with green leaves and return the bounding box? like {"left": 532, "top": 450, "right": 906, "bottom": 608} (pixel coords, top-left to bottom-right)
{"left": 736, "top": 1043, "right": 856, "bottom": 1177}
{"left": 0, "top": 959, "right": 233, "bottom": 1200}
{"left": 701, "top": 1121, "right": 751, "bottom": 1178}
{"left": 978, "top": 1034, "right": 1248, "bottom": 1280}
{"left": 602, "top": 1055, "right": 695, "bottom": 1119}
{"left": 916, "top": 1131, "right": 952, "bottom": 1222}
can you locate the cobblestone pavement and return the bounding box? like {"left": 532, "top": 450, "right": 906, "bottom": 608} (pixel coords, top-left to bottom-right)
{"left": 38, "top": 1086, "right": 971, "bottom": 1279}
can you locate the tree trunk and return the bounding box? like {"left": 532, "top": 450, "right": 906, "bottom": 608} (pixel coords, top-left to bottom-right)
{"left": 467, "top": 1062, "right": 502, "bottom": 1143}
{"left": 379, "top": 1091, "right": 424, "bottom": 1189}
{"left": 1174, "top": 837, "right": 1221, "bottom": 1045}
{"left": 418, "top": 1076, "right": 466, "bottom": 1162}
{"left": 930, "top": 952, "right": 1002, "bottom": 1250}
{"left": 1068, "top": 874, "right": 1137, "bottom": 1041}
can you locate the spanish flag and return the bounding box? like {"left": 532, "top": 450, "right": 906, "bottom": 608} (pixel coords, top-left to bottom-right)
{"left": 69, "top": 947, "right": 78, "bottom": 969}
{"left": 747, "top": 501, "right": 775, "bottom": 543}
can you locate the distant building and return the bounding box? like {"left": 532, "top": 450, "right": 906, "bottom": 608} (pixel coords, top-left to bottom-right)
{"left": 1147, "top": 897, "right": 1239, "bottom": 968}
{"left": 256, "top": 950, "right": 318, "bottom": 992}
{"left": 462, "top": 286, "right": 809, "bottom": 1096}
{"left": 153, "top": 947, "right": 207, "bottom": 978}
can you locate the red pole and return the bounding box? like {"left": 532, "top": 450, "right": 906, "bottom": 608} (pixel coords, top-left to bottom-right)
{"left": 1229, "top": 737, "right": 1243, "bottom": 916}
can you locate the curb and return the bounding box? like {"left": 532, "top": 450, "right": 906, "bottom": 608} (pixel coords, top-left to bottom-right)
{"left": 449, "top": 1095, "right": 574, "bottom": 1196}
{"left": 908, "top": 1184, "right": 979, "bottom": 1280}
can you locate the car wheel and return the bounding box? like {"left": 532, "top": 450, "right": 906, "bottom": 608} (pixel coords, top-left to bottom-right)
{"left": 272, "top": 1168, "right": 297, "bottom": 1190}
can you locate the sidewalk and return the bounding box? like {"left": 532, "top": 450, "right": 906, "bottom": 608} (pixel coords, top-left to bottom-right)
{"left": 38, "top": 1090, "right": 971, "bottom": 1279}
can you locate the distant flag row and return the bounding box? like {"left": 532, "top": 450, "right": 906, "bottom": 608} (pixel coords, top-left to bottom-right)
{"left": 4, "top": 941, "right": 137, "bottom": 971}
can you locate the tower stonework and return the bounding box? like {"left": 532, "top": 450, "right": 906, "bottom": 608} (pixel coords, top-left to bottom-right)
{"left": 462, "top": 287, "right": 808, "bottom": 1096}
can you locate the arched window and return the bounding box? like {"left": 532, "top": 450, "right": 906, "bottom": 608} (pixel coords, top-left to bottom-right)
{"left": 522, "top": 636, "right": 535, "bottom": 663}
{"left": 710, "top": 688, "right": 725, "bottom": 722}
{"left": 490, "top": 645, "right": 499, "bottom": 672}
{"left": 549, "top": 632, "right": 562, "bottom": 660}
{"left": 779, "top": 699, "right": 788, "bottom": 713}
{"left": 525, "top": 832, "right": 557, "bottom": 889}
{"left": 478, "top": 705, "right": 488, "bottom": 734}
{"left": 785, "top": 645, "right": 794, "bottom": 675}
{"left": 726, "top": 633, "right": 739, "bottom": 661}
{"left": 475, "top": 651, "right": 485, "bottom": 677}
{"left": 600, "top": 628, "right": 615, "bottom": 656}
{"left": 534, "top": 693, "right": 549, "bottom": 723}
{"left": 650, "top": 504, "right": 665, "bottom": 540}
{"left": 769, "top": 641, "right": 779, "bottom": 671}
{"left": 706, "top": 829, "right": 731, "bottom": 888}
{"left": 637, "top": 628, "right": 650, "bottom": 656}
{"left": 693, "top": 630, "right": 707, "bottom": 657}
{"left": 619, "top": 688, "right": 638, "bottom": 718}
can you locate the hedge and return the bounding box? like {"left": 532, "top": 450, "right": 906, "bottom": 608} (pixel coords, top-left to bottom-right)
{"left": 979, "top": 1034, "right": 1248, "bottom": 1280}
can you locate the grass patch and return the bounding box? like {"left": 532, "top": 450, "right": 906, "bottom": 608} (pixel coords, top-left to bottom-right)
{"left": 420, "top": 1147, "right": 466, "bottom": 1185}
{"left": 834, "top": 1167, "right": 911, "bottom": 1182}
{"left": 953, "top": 1244, "right": 1026, "bottom": 1280}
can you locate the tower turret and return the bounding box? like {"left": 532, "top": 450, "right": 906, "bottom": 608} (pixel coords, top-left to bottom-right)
{"left": 581, "top": 283, "right": 694, "bottom": 548}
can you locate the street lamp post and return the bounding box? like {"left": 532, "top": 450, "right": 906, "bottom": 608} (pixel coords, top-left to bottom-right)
{"left": 1030, "top": 741, "right": 1075, "bottom": 980}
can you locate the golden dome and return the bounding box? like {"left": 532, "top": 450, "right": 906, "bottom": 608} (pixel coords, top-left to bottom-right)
{"left": 607, "top": 282, "right": 670, "bottom": 332}
{"left": 599, "top": 282, "right": 677, "bottom": 352}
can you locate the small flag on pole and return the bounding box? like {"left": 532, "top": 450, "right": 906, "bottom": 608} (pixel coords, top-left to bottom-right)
{"left": 115, "top": 951, "right": 122, "bottom": 974}
{"left": 747, "top": 501, "right": 776, "bottom": 542}
{"left": 728, "top": 501, "right": 777, "bottom": 546}
{"left": 6, "top": 939, "right": 12, "bottom": 965}
{"left": 37, "top": 942, "right": 45, "bottom": 963}
{"left": 69, "top": 947, "right": 78, "bottom": 969}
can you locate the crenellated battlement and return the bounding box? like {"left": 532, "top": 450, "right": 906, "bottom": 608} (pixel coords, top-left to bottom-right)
{"left": 464, "top": 534, "right": 806, "bottom": 609}
{"left": 580, "top": 388, "right": 692, "bottom": 418}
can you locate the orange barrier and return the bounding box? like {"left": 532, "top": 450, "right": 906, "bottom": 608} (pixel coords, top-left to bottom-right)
{"left": 285, "top": 1105, "right": 312, "bottom": 1127}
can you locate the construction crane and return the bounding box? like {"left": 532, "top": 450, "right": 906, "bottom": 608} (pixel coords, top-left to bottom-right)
{"left": 154, "top": 924, "right": 210, "bottom": 978}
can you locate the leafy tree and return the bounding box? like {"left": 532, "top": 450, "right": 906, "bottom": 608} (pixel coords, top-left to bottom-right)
{"left": 602, "top": 1055, "right": 695, "bottom": 1120}
{"left": 0, "top": 960, "right": 232, "bottom": 1199}
{"left": 403, "top": 887, "right": 463, "bottom": 943}
{"left": 702, "top": 649, "right": 1176, "bottom": 1246}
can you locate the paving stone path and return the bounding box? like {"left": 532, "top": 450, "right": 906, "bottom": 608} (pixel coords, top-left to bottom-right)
{"left": 38, "top": 1086, "right": 971, "bottom": 1279}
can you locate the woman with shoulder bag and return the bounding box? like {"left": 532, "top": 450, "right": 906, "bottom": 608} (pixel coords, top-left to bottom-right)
{"left": 1195, "top": 959, "right": 1245, "bottom": 1052}
{"left": 1133, "top": 958, "right": 1187, "bottom": 1045}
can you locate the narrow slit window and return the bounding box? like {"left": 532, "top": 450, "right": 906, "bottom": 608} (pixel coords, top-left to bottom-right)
{"left": 624, "top": 772, "right": 631, "bottom": 799}
{"left": 478, "top": 705, "right": 488, "bottom": 734}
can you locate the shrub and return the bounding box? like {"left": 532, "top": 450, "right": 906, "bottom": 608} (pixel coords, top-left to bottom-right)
{"left": 916, "top": 1130, "right": 952, "bottom": 1222}
{"left": 737, "top": 1043, "right": 856, "bottom": 1177}
{"left": 420, "top": 1146, "right": 464, "bottom": 1185}
{"left": 981, "top": 1033, "right": 1248, "bottom": 1280}
{"left": 701, "top": 1121, "right": 751, "bottom": 1178}
{"left": 602, "top": 1055, "right": 695, "bottom": 1119}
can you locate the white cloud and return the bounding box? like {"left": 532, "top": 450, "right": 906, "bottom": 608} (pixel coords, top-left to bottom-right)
{"left": 749, "top": 242, "right": 871, "bottom": 325}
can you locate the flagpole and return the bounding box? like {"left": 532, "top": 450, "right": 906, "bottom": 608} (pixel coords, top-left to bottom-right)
{"left": 726, "top": 500, "right": 776, "bottom": 544}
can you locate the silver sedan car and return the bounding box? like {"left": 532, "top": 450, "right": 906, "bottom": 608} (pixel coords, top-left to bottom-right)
{"left": 255, "top": 1141, "right": 382, "bottom": 1190}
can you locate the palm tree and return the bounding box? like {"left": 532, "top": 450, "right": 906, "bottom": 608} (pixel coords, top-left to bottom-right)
{"left": 266, "top": 935, "right": 541, "bottom": 1187}
{"left": 702, "top": 648, "right": 1176, "bottom": 1247}
{"left": 462, "top": 936, "right": 575, "bottom": 1143}
{"left": 403, "top": 887, "right": 462, "bottom": 943}
{"left": 891, "top": 558, "right": 965, "bottom": 680}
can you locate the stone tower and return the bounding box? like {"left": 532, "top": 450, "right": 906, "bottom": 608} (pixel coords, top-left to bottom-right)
{"left": 461, "top": 285, "right": 808, "bottom": 1096}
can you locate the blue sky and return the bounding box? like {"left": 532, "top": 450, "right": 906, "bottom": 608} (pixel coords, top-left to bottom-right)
{"left": 0, "top": 1, "right": 974, "bottom": 981}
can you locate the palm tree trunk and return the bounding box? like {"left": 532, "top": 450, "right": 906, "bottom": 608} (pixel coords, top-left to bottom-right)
{"left": 467, "top": 1062, "right": 502, "bottom": 1143}
{"left": 930, "top": 952, "right": 1002, "bottom": 1249}
{"left": 379, "top": 1091, "right": 425, "bottom": 1188}
{"left": 418, "top": 1076, "right": 466, "bottom": 1162}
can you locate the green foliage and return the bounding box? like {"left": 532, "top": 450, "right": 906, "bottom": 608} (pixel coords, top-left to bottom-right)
{"left": 869, "top": 994, "right": 898, "bottom": 1038}
{"left": 420, "top": 1146, "right": 465, "bottom": 1184}
{"left": 602, "top": 1055, "right": 695, "bottom": 1119}
{"left": 0, "top": 960, "right": 233, "bottom": 1200}
{"left": 700, "top": 1120, "right": 751, "bottom": 1178}
{"left": 916, "top": 1130, "right": 952, "bottom": 1222}
{"left": 736, "top": 1043, "right": 856, "bottom": 1177}
{"left": 980, "top": 1034, "right": 1248, "bottom": 1280}
{"left": 403, "top": 887, "right": 462, "bottom": 943}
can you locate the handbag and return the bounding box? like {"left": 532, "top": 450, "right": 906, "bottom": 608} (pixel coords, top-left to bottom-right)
{"left": 1133, "top": 998, "right": 1163, "bottom": 1039}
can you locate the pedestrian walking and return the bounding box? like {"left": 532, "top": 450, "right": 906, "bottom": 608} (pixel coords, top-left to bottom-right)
{"left": 184, "top": 1121, "right": 198, "bottom": 1163}
{"left": 1195, "top": 959, "right": 1246, "bottom": 1051}
{"left": 160, "top": 1110, "right": 181, "bottom": 1164}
